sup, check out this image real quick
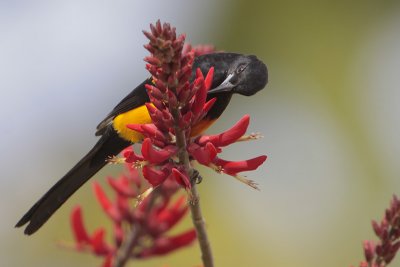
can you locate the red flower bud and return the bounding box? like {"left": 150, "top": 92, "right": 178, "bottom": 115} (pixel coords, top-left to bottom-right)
{"left": 363, "top": 240, "right": 375, "bottom": 262}
{"left": 167, "top": 90, "right": 178, "bottom": 108}
{"left": 145, "top": 84, "right": 164, "bottom": 100}
{"left": 177, "top": 81, "right": 190, "bottom": 102}
{"left": 144, "top": 56, "right": 161, "bottom": 66}
{"left": 142, "top": 30, "right": 155, "bottom": 42}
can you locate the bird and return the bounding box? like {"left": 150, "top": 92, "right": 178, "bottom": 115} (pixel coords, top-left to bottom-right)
{"left": 15, "top": 52, "right": 268, "bottom": 235}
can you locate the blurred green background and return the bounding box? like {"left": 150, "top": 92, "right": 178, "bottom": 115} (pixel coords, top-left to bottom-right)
{"left": 2, "top": 1, "right": 400, "bottom": 266}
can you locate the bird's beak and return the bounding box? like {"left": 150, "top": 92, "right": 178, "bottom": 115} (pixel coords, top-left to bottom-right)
{"left": 208, "top": 73, "right": 235, "bottom": 93}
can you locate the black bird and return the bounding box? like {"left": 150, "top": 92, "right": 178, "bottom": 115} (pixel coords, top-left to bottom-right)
{"left": 16, "top": 52, "right": 268, "bottom": 235}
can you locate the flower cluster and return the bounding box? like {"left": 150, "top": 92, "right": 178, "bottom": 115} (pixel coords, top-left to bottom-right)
{"left": 66, "top": 20, "right": 268, "bottom": 267}
{"left": 125, "top": 20, "right": 266, "bottom": 190}
{"left": 69, "top": 161, "right": 196, "bottom": 267}
{"left": 352, "top": 195, "right": 400, "bottom": 267}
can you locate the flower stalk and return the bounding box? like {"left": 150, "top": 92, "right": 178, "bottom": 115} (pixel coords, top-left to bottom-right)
{"left": 352, "top": 195, "right": 400, "bottom": 267}
{"left": 142, "top": 20, "right": 215, "bottom": 267}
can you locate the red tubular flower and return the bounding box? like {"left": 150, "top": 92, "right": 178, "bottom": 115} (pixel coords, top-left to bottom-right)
{"left": 141, "top": 138, "right": 176, "bottom": 164}
{"left": 68, "top": 159, "right": 195, "bottom": 265}
{"left": 142, "top": 165, "right": 170, "bottom": 187}
{"left": 93, "top": 182, "right": 122, "bottom": 222}
{"left": 172, "top": 168, "right": 191, "bottom": 190}
{"left": 107, "top": 175, "right": 138, "bottom": 198}
{"left": 71, "top": 206, "right": 90, "bottom": 247}
{"left": 70, "top": 206, "right": 113, "bottom": 256}
{"left": 123, "top": 147, "right": 144, "bottom": 163}
{"left": 196, "top": 115, "right": 250, "bottom": 147}
{"left": 90, "top": 228, "right": 111, "bottom": 255}
{"left": 155, "top": 196, "right": 189, "bottom": 233}
{"left": 137, "top": 229, "right": 197, "bottom": 258}
{"left": 214, "top": 156, "right": 268, "bottom": 176}
{"left": 188, "top": 142, "right": 218, "bottom": 166}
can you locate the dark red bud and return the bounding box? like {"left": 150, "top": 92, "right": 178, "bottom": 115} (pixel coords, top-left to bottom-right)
{"left": 177, "top": 82, "right": 190, "bottom": 103}
{"left": 145, "top": 84, "right": 164, "bottom": 100}
{"left": 142, "top": 30, "right": 156, "bottom": 43}
{"left": 167, "top": 90, "right": 178, "bottom": 108}
{"left": 144, "top": 56, "right": 161, "bottom": 66}
{"left": 143, "top": 44, "right": 155, "bottom": 54}
{"left": 363, "top": 240, "right": 375, "bottom": 262}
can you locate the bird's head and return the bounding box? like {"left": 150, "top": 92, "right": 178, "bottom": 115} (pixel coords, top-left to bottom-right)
{"left": 204, "top": 54, "right": 268, "bottom": 96}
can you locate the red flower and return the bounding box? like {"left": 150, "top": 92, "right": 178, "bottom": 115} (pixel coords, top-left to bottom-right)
{"left": 214, "top": 156, "right": 267, "bottom": 176}
{"left": 68, "top": 160, "right": 196, "bottom": 265}
{"left": 188, "top": 142, "right": 218, "bottom": 166}
{"left": 137, "top": 229, "right": 197, "bottom": 258}
{"left": 141, "top": 138, "right": 177, "bottom": 164}
{"left": 107, "top": 175, "right": 138, "bottom": 198}
{"left": 142, "top": 165, "right": 170, "bottom": 187}
{"left": 196, "top": 115, "right": 250, "bottom": 147}
{"left": 93, "top": 182, "right": 122, "bottom": 222}
{"left": 172, "top": 168, "right": 191, "bottom": 190}
{"left": 70, "top": 206, "right": 90, "bottom": 247}
{"left": 70, "top": 206, "right": 112, "bottom": 256}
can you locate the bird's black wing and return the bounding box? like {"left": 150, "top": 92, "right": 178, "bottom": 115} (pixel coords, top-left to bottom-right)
{"left": 96, "top": 52, "right": 239, "bottom": 136}
{"left": 95, "top": 78, "right": 151, "bottom": 136}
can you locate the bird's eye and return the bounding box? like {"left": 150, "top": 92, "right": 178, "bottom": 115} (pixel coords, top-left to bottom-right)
{"left": 236, "top": 64, "right": 247, "bottom": 74}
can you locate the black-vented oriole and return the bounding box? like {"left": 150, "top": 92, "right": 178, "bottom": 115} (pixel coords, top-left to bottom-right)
{"left": 16, "top": 52, "right": 268, "bottom": 235}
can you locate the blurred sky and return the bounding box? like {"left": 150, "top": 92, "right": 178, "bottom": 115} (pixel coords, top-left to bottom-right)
{"left": 2, "top": 1, "right": 400, "bottom": 267}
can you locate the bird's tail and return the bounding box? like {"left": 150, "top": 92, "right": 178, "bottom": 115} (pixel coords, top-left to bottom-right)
{"left": 15, "top": 129, "right": 130, "bottom": 235}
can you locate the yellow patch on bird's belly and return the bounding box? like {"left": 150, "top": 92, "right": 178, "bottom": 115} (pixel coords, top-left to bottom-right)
{"left": 113, "top": 105, "right": 152, "bottom": 143}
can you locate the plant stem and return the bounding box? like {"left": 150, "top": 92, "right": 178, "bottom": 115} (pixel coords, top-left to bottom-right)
{"left": 113, "top": 224, "right": 141, "bottom": 267}
{"left": 113, "top": 189, "right": 159, "bottom": 267}
{"left": 171, "top": 109, "right": 215, "bottom": 267}
{"left": 189, "top": 183, "right": 214, "bottom": 267}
